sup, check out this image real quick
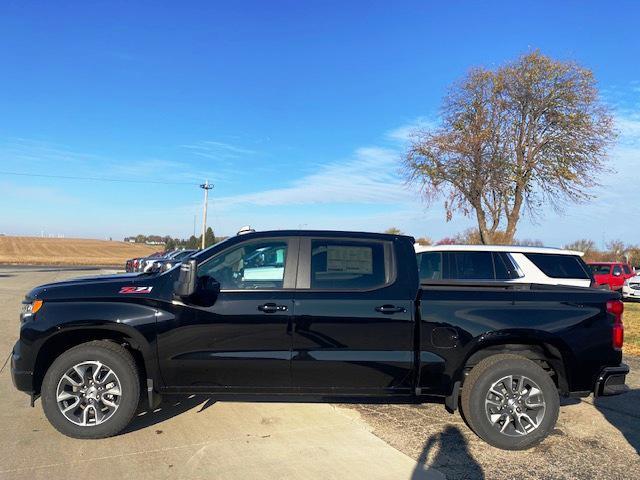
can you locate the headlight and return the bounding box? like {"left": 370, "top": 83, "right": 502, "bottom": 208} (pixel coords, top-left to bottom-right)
{"left": 624, "top": 279, "right": 630, "bottom": 286}
{"left": 22, "top": 299, "right": 43, "bottom": 316}
{"left": 164, "top": 263, "right": 173, "bottom": 271}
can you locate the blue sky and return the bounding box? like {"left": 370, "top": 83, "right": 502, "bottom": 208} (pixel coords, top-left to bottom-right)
{"left": 1, "top": 1, "right": 638, "bottom": 247}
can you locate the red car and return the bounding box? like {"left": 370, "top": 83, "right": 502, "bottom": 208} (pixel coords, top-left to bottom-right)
{"left": 588, "top": 262, "right": 635, "bottom": 291}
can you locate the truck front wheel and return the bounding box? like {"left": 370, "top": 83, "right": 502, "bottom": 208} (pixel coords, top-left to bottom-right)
{"left": 460, "top": 353, "right": 559, "bottom": 450}
{"left": 41, "top": 340, "right": 140, "bottom": 439}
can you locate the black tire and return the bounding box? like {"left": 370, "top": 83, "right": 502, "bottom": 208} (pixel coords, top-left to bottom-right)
{"left": 460, "top": 354, "right": 559, "bottom": 450}
{"left": 41, "top": 340, "right": 140, "bottom": 439}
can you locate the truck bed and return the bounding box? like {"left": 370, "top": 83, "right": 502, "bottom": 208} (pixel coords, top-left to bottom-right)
{"left": 416, "top": 280, "right": 621, "bottom": 396}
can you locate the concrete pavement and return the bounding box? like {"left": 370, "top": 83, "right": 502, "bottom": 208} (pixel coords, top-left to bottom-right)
{"left": 0, "top": 266, "right": 441, "bottom": 480}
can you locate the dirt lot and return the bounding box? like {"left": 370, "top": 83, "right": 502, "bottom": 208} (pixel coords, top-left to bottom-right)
{"left": 0, "top": 267, "right": 638, "bottom": 479}
{"left": 0, "top": 236, "right": 159, "bottom": 266}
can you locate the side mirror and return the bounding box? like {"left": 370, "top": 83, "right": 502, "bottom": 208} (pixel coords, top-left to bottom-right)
{"left": 194, "top": 276, "right": 220, "bottom": 307}
{"left": 174, "top": 259, "right": 197, "bottom": 298}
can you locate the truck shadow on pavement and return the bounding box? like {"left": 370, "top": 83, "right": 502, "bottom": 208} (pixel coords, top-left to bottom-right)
{"left": 123, "top": 395, "right": 216, "bottom": 434}
{"left": 411, "top": 425, "right": 484, "bottom": 480}
{"left": 593, "top": 388, "right": 640, "bottom": 455}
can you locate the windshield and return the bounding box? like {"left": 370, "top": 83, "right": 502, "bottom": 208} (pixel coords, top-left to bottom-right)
{"left": 172, "top": 250, "right": 195, "bottom": 261}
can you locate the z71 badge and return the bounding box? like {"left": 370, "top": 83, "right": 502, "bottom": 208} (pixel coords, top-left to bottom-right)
{"left": 119, "top": 286, "right": 153, "bottom": 294}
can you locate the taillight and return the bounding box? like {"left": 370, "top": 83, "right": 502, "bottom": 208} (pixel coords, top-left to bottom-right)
{"left": 607, "top": 299, "right": 624, "bottom": 350}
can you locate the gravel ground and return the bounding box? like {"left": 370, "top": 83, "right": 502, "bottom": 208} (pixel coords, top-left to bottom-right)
{"left": 344, "top": 356, "right": 640, "bottom": 480}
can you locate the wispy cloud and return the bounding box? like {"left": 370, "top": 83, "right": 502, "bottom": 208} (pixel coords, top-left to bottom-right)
{"left": 215, "top": 146, "right": 414, "bottom": 208}
{"left": 386, "top": 117, "right": 437, "bottom": 142}
{"left": 2, "top": 138, "right": 102, "bottom": 167}
{"left": 557, "top": 102, "right": 640, "bottom": 233}
{"left": 180, "top": 140, "right": 258, "bottom": 160}
{"left": 616, "top": 115, "right": 640, "bottom": 146}
{"left": 108, "top": 158, "right": 188, "bottom": 176}
{"left": 3, "top": 93, "right": 637, "bottom": 243}
{"left": 0, "top": 181, "right": 78, "bottom": 204}
{"left": 0, "top": 138, "right": 218, "bottom": 184}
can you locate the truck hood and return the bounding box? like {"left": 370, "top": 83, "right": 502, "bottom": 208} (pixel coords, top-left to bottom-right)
{"left": 26, "top": 272, "right": 165, "bottom": 302}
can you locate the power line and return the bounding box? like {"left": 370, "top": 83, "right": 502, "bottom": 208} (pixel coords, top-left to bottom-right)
{"left": 0, "top": 170, "right": 198, "bottom": 186}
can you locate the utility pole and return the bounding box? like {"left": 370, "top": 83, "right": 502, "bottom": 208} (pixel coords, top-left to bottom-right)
{"left": 199, "top": 180, "right": 214, "bottom": 249}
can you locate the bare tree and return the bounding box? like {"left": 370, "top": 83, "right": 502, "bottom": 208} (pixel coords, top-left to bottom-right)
{"left": 404, "top": 51, "right": 615, "bottom": 244}
{"left": 606, "top": 239, "right": 627, "bottom": 261}
{"left": 415, "top": 236, "right": 432, "bottom": 246}
{"left": 564, "top": 239, "right": 597, "bottom": 256}
{"left": 626, "top": 246, "right": 640, "bottom": 267}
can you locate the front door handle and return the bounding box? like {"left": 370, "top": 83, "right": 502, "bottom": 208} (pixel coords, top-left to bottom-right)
{"left": 375, "top": 304, "right": 406, "bottom": 314}
{"left": 258, "top": 303, "right": 288, "bottom": 313}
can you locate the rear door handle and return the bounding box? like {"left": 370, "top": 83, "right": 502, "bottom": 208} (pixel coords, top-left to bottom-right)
{"left": 258, "top": 303, "right": 288, "bottom": 313}
{"left": 375, "top": 305, "right": 406, "bottom": 314}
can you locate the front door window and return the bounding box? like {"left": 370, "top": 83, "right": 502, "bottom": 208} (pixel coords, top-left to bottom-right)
{"left": 198, "top": 241, "right": 288, "bottom": 290}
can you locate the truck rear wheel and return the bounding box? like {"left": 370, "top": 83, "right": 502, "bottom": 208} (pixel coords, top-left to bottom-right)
{"left": 460, "top": 354, "right": 559, "bottom": 450}
{"left": 41, "top": 340, "right": 140, "bottom": 439}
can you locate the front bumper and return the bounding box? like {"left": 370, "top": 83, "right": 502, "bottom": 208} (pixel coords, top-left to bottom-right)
{"left": 622, "top": 285, "right": 640, "bottom": 299}
{"left": 594, "top": 364, "right": 629, "bottom": 397}
{"left": 10, "top": 340, "right": 35, "bottom": 394}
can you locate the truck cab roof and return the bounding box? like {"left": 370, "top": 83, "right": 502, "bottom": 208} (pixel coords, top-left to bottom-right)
{"left": 232, "top": 229, "right": 416, "bottom": 242}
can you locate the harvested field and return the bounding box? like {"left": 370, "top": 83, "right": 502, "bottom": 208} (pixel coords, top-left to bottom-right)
{"left": 0, "top": 236, "right": 160, "bottom": 266}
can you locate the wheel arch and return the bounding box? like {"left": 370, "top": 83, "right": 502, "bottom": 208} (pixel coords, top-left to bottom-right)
{"left": 459, "top": 336, "right": 573, "bottom": 395}
{"left": 33, "top": 325, "right": 158, "bottom": 395}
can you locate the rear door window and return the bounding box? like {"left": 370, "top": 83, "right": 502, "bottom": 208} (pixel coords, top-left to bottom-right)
{"left": 447, "top": 252, "right": 494, "bottom": 280}
{"left": 525, "top": 253, "right": 591, "bottom": 279}
{"left": 590, "top": 264, "right": 611, "bottom": 275}
{"left": 417, "top": 252, "right": 443, "bottom": 281}
{"left": 310, "top": 239, "right": 391, "bottom": 290}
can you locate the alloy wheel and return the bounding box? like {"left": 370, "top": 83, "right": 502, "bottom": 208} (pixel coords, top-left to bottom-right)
{"left": 484, "top": 374, "right": 546, "bottom": 436}
{"left": 56, "top": 361, "right": 122, "bottom": 426}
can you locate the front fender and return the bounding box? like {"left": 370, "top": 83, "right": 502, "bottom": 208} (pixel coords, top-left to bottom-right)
{"left": 21, "top": 300, "right": 162, "bottom": 390}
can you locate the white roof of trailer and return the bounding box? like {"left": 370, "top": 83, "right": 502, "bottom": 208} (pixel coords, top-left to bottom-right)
{"left": 414, "top": 244, "right": 584, "bottom": 257}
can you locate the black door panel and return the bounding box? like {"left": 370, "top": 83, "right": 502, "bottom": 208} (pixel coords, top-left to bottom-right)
{"left": 157, "top": 236, "right": 298, "bottom": 390}
{"left": 159, "top": 293, "right": 293, "bottom": 388}
{"left": 292, "top": 296, "right": 414, "bottom": 391}
{"left": 291, "top": 237, "right": 416, "bottom": 393}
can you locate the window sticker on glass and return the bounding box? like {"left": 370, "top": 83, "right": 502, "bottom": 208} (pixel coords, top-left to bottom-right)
{"left": 326, "top": 246, "right": 373, "bottom": 274}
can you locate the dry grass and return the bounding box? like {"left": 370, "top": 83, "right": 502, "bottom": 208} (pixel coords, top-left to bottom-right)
{"left": 624, "top": 302, "right": 640, "bottom": 356}
{"left": 0, "top": 236, "right": 161, "bottom": 266}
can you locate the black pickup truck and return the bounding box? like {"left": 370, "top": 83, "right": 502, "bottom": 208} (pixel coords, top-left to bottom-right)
{"left": 11, "top": 230, "right": 628, "bottom": 449}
